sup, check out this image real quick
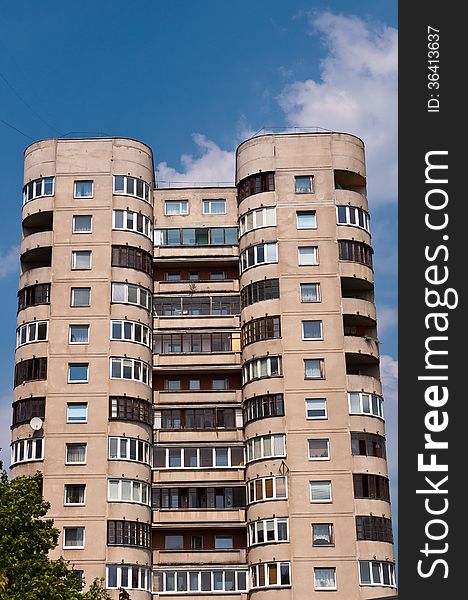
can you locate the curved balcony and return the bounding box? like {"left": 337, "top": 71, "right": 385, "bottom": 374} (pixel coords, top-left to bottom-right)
{"left": 22, "top": 195, "right": 54, "bottom": 219}
{"left": 340, "top": 261, "right": 374, "bottom": 286}
{"left": 20, "top": 245, "right": 52, "bottom": 274}
{"left": 342, "top": 298, "right": 376, "bottom": 322}
{"left": 20, "top": 231, "right": 53, "bottom": 259}
{"left": 344, "top": 335, "right": 379, "bottom": 359}
{"left": 347, "top": 374, "right": 382, "bottom": 396}
{"left": 19, "top": 266, "right": 51, "bottom": 289}
{"left": 22, "top": 211, "right": 53, "bottom": 237}
{"left": 334, "top": 187, "right": 368, "bottom": 209}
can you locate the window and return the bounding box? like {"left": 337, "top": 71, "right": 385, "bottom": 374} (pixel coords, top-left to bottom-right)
{"left": 348, "top": 392, "right": 384, "bottom": 419}
{"left": 23, "top": 177, "right": 54, "bottom": 204}
{"left": 212, "top": 378, "right": 228, "bottom": 390}
{"left": 241, "top": 278, "right": 280, "bottom": 308}
{"left": 64, "top": 484, "right": 86, "bottom": 505}
{"left": 358, "top": 560, "right": 396, "bottom": 587}
{"left": 302, "top": 320, "right": 323, "bottom": 340}
{"left": 306, "top": 399, "right": 327, "bottom": 419}
{"left": 297, "top": 211, "right": 317, "bottom": 229}
{"left": 338, "top": 240, "right": 373, "bottom": 268}
{"left": 351, "top": 432, "right": 386, "bottom": 458}
{"left": 110, "top": 320, "right": 151, "bottom": 348}
{"left": 109, "top": 396, "right": 153, "bottom": 425}
{"left": 107, "top": 521, "right": 151, "bottom": 548}
{"left": 295, "top": 175, "right": 314, "bottom": 193}
{"left": 165, "top": 272, "right": 181, "bottom": 281}
{"left": 310, "top": 481, "right": 332, "bottom": 503}
{"left": 308, "top": 439, "right": 329, "bottom": 460}
{"left": 337, "top": 205, "right": 370, "bottom": 232}
{"left": 314, "top": 568, "right": 336, "bottom": 590}
{"left": 189, "top": 379, "right": 200, "bottom": 390}
{"left": 243, "top": 355, "right": 282, "bottom": 384}
{"left": 154, "top": 227, "right": 238, "bottom": 246}
{"left": 113, "top": 210, "right": 152, "bottom": 239}
{"left": 10, "top": 438, "right": 43, "bottom": 465}
{"left": 300, "top": 283, "right": 320, "bottom": 302}
{"left": 241, "top": 315, "right": 281, "bottom": 347}
{"left": 109, "top": 437, "right": 151, "bottom": 465}
{"left": 210, "top": 271, "right": 225, "bottom": 280}
{"left": 250, "top": 562, "right": 291, "bottom": 589}
{"left": 246, "top": 434, "right": 286, "bottom": 463}
{"left": 215, "top": 536, "right": 233, "bottom": 549}
{"left": 151, "top": 487, "right": 246, "bottom": 510}
{"left": 107, "top": 565, "right": 152, "bottom": 591}
{"left": 113, "top": 175, "right": 152, "bottom": 204}
{"left": 18, "top": 283, "right": 50, "bottom": 311}
{"left": 14, "top": 357, "right": 47, "bottom": 387}
{"left": 298, "top": 246, "right": 319, "bottom": 265}
{"left": 356, "top": 516, "right": 393, "bottom": 543}
{"left": 165, "top": 535, "right": 184, "bottom": 550}
{"left": 247, "top": 476, "right": 287, "bottom": 504}
{"left": 191, "top": 536, "right": 203, "bottom": 550}
{"left": 154, "top": 296, "right": 240, "bottom": 318}
{"left": 68, "top": 363, "right": 88, "bottom": 383}
{"left": 110, "top": 357, "right": 150, "bottom": 384}
{"left": 154, "top": 332, "right": 239, "bottom": 354}
{"left": 304, "top": 359, "right": 325, "bottom": 379}
{"left": 71, "top": 287, "right": 90, "bottom": 307}
{"left": 312, "top": 524, "right": 334, "bottom": 546}
{"left": 72, "top": 251, "right": 91, "bottom": 270}
{"left": 248, "top": 518, "right": 289, "bottom": 547}
{"left": 67, "top": 403, "right": 87, "bottom": 423}
{"left": 154, "top": 570, "right": 247, "bottom": 593}
{"left": 239, "top": 206, "right": 276, "bottom": 235}
{"left": 69, "top": 325, "right": 89, "bottom": 344}
{"left": 165, "top": 200, "right": 189, "bottom": 215}
{"left": 16, "top": 321, "right": 48, "bottom": 348}
{"left": 108, "top": 479, "right": 150, "bottom": 505}
{"left": 153, "top": 446, "right": 244, "bottom": 469}
{"left": 74, "top": 180, "right": 93, "bottom": 198}
{"left": 159, "top": 408, "right": 236, "bottom": 431}
{"left": 111, "top": 282, "right": 151, "bottom": 310}
{"left": 244, "top": 393, "right": 284, "bottom": 424}
{"left": 237, "top": 171, "right": 275, "bottom": 203}
{"left": 111, "top": 246, "right": 152, "bottom": 276}
{"left": 63, "top": 527, "right": 85, "bottom": 549}
{"left": 12, "top": 397, "right": 45, "bottom": 426}
{"left": 240, "top": 242, "right": 278, "bottom": 273}
{"left": 353, "top": 474, "right": 390, "bottom": 502}
{"left": 72, "top": 215, "right": 92, "bottom": 233}
{"left": 66, "top": 443, "right": 87, "bottom": 464}
{"left": 203, "top": 199, "right": 226, "bottom": 214}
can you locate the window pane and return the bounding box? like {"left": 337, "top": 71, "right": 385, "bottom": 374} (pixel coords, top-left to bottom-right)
{"left": 295, "top": 176, "right": 313, "bottom": 193}
{"left": 75, "top": 181, "right": 93, "bottom": 197}
{"left": 73, "top": 215, "right": 92, "bottom": 232}
{"left": 310, "top": 481, "right": 331, "bottom": 502}
{"left": 297, "top": 211, "right": 316, "bottom": 228}
{"left": 315, "top": 568, "right": 336, "bottom": 589}
{"left": 303, "top": 320, "right": 322, "bottom": 339}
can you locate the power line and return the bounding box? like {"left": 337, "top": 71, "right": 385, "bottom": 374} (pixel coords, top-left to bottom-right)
{"left": 0, "top": 118, "right": 35, "bottom": 141}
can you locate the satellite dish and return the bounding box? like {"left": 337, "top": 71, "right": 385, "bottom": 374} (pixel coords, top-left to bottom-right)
{"left": 30, "top": 417, "right": 43, "bottom": 431}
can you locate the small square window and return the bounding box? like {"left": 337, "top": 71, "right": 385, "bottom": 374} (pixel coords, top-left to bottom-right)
{"left": 165, "top": 200, "right": 188, "bottom": 215}
{"left": 295, "top": 176, "right": 314, "bottom": 194}
{"left": 72, "top": 215, "right": 92, "bottom": 233}
{"left": 308, "top": 439, "right": 330, "bottom": 460}
{"left": 212, "top": 378, "right": 227, "bottom": 390}
{"left": 306, "top": 399, "right": 327, "bottom": 420}
{"left": 72, "top": 251, "right": 91, "bottom": 270}
{"left": 67, "top": 403, "right": 88, "bottom": 423}
{"left": 215, "top": 535, "right": 233, "bottom": 549}
{"left": 203, "top": 199, "right": 226, "bottom": 214}
{"left": 166, "top": 273, "right": 181, "bottom": 281}
{"left": 300, "top": 283, "right": 320, "bottom": 302}
{"left": 69, "top": 325, "right": 89, "bottom": 344}
{"left": 188, "top": 273, "right": 199, "bottom": 281}
{"left": 71, "top": 287, "right": 90, "bottom": 307}
{"left": 314, "top": 568, "right": 336, "bottom": 590}
{"left": 302, "top": 320, "right": 323, "bottom": 340}
{"left": 210, "top": 272, "right": 225, "bottom": 280}
{"left": 63, "top": 527, "right": 85, "bottom": 549}
{"left": 74, "top": 181, "right": 94, "bottom": 198}
{"left": 166, "top": 379, "right": 181, "bottom": 391}
{"left": 189, "top": 379, "right": 201, "bottom": 390}
{"left": 64, "top": 484, "right": 86, "bottom": 505}
{"left": 304, "top": 359, "right": 325, "bottom": 379}
{"left": 298, "top": 246, "right": 319, "bottom": 266}
{"left": 312, "top": 524, "right": 334, "bottom": 546}
{"left": 310, "top": 481, "right": 332, "bottom": 503}
{"left": 66, "top": 443, "right": 87, "bottom": 464}
{"left": 165, "top": 535, "right": 184, "bottom": 549}
{"left": 68, "top": 363, "right": 89, "bottom": 383}
{"left": 297, "top": 211, "right": 317, "bottom": 229}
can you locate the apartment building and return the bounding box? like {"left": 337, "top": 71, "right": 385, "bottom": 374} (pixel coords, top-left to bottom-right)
{"left": 11, "top": 132, "right": 395, "bottom": 599}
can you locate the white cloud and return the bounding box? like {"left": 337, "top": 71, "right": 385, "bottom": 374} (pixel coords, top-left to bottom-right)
{"left": 277, "top": 12, "right": 397, "bottom": 204}
{"left": 380, "top": 354, "right": 398, "bottom": 480}
{"left": 377, "top": 305, "right": 398, "bottom": 335}
{"left": 0, "top": 244, "right": 19, "bottom": 279}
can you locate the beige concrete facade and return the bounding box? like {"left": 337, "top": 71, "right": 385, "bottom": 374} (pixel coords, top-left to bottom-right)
{"left": 11, "top": 133, "right": 395, "bottom": 598}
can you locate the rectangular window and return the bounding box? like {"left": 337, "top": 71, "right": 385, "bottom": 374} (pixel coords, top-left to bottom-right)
{"left": 210, "top": 272, "right": 225, "bottom": 280}
{"left": 312, "top": 524, "right": 334, "bottom": 546}
{"left": 66, "top": 443, "right": 87, "bottom": 464}
{"left": 74, "top": 180, "right": 93, "bottom": 198}
{"left": 63, "top": 527, "right": 85, "bottom": 549}
{"left": 69, "top": 325, "right": 89, "bottom": 344}
{"left": 64, "top": 484, "right": 86, "bottom": 505}
{"left": 295, "top": 175, "right": 314, "bottom": 193}
{"left": 296, "top": 211, "right": 317, "bottom": 229}
{"left": 165, "top": 535, "right": 184, "bottom": 550}
{"left": 67, "top": 403, "right": 87, "bottom": 423}
{"left": 72, "top": 215, "right": 92, "bottom": 233}
{"left": 71, "top": 287, "right": 90, "bottom": 307}
{"left": 314, "top": 568, "right": 336, "bottom": 590}
{"left": 300, "top": 283, "right": 320, "bottom": 302}
{"left": 72, "top": 251, "right": 91, "bottom": 270}
{"left": 308, "top": 439, "right": 330, "bottom": 460}
{"left": 304, "top": 359, "right": 325, "bottom": 379}
{"left": 310, "top": 481, "right": 332, "bottom": 503}
{"left": 165, "top": 200, "right": 189, "bottom": 215}
{"left": 215, "top": 536, "right": 233, "bottom": 549}
{"left": 298, "top": 246, "right": 318, "bottom": 265}
{"left": 203, "top": 199, "right": 226, "bottom": 214}
{"left": 68, "top": 363, "right": 89, "bottom": 383}
{"left": 306, "top": 399, "right": 327, "bottom": 419}
{"left": 302, "top": 320, "right": 323, "bottom": 340}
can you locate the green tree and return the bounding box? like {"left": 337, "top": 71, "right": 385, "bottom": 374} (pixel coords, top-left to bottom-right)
{"left": 82, "top": 578, "right": 111, "bottom": 600}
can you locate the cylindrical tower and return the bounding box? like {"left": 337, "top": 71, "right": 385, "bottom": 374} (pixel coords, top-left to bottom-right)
{"left": 236, "top": 132, "right": 394, "bottom": 599}
{"left": 12, "top": 138, "right": 154, "bottom": 598}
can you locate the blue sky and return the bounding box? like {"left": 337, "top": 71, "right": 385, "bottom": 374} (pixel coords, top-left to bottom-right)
{"left": 0, "top": 0, "right": 398, "bottom": 531}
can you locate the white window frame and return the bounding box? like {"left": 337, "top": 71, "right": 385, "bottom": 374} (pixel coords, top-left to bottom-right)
{"left": 69, "top": 324, "right": 90, "bottom": 345}
{"left": 112, "top": 209, "right": 152, "bottom": 239}
{"left": 305, "top": 398, "right": 328, "bottom": 420}
{"left": 300, "top": 282, "right": 321, "bottom": 303}
{"left": 64, "top": 483, "right": 86, "bottom": 505}
{"left": 348, "top": 391, "right": 384, "bottom": 419}
{"left": 295, "top": 175, "right": 314, "bottom": 194}
{"left": 248, "top": 517, "right": 289, "bottom": 547}
{"left": 23, "top": 177, "right": 55, "bottom": 205}
{"left": 247, "top": 475, "right": 288, "bottom": 504}
{"left": 10, "top": 438, "right": 44, "bottom": 465}
{"left": 108, "top": 437, "right": 152, "bottom": 466}
{"left": 16, "top": 320, "right": 48, "bottom": 348}
{"left": 298, "top": 246, "right": 319, "bottom": 266}
{"left": 239, "top": 206, "right": 276, "bottom": 235}
{"left": 296, "top": 210, "right": 317, "bottom": 229}
{"left": 156, "top": 446, "right": 245, "bottom": 469}
{"left": 250, "top": 562, "right": 291, "bottom": 589}
{"left": 312, "top": 523, "right": 334, "bottom": 546}
{"left": 240, "top": 242, "right": 278, "bottom": 273}
{"left": 164, "top": 200, "right": 189, "bottom": 215}
{"left": 65, "top": 443, "right": 87, "bottom": 465}
{"left": 71, "top": 250, "right": 92, "bottom": 270}
{"left": 68, "top": 363, "right": 89, "bottom": 383}
{"left": 111, "top": 282, "right": 151, "bottom": 310}
{"left": 358, "top": 560, "right": 396, "bottom": 587}
{"left": 156, "top": 569, "right": 248, "bottom": 593}
{"left": 243, "top": 355, "right": 282, "bottom": 384}
{"left": 310, "top": 480, "right": 332, "bottom": 503}
{"left": 71, "top": 287, "right": 91, "bottom": 307}
{"left": 336, "top": 205, "right": 370, "bottom": 233}
{"left": 113, "top": 175, "right": 152, "bottom": 204}
{"left": 304, "top": 358, "right": 325, "bottom": 379}
{"left": 308, "top": 439, "right": 330, "bottom": 461}
{"left": 246, "top": 434, "right": 286, "bottom": 463}
{"left": 110, "top": 357, "right": 150, "bottom": 385}
{"left": 106, "top": 565, "right": 152, "bottom": 591}
{"left": 66, "top": 402, "right": 88, "bottom": 424}
{"left": 314, "top": 567, "right": 337, "bottom": 591}
{"left": 107, "top": 478, "right": 150, "bottom": 506}
{"left": 110, "top": 319, "right": 152, "bottom": 348}
{"left": 302, "top": 320, "right": 323, "bottom": 340}
{"left": 63, "top": 527, "right": 85, "bottom": 549}
{"left": 203, "top": 199, "right": 226, "bottom": 215}
{"left": 73, "top": 180, "right": 94, "bottom": 199}
{"left": 72, "top": 214, "right": 93, "bottom": 233}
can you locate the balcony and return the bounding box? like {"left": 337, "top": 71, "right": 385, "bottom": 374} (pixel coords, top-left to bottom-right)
{"left": 20, "top": 246, "right": 52, "bottom": 274}
{"left": 22, "top": 211, "right": 53, "bottom": 237}
{"left": 153, "top": 469, "right": 245, "bottom": 485}
{"left": 344, "top": 335, "right": 379, "bottom": 359}
{"left": 153, "top": 508, "right": 246, "bottom": 525}
{"left": 154, "top": 353, "right": 241, "bottom": 369}
{"left": 155, "top": 245, "right": 239, "bottom": 260}
{"left": 346, "top": 374, "right": 382, "bottom": 396}
{"left": 20, "top": 231, "right": 53, "bottom": 258}
{"left": 342, "top": 298, "right": 376, "bottom": 322}
{"left": 334, "top": 168, "right": 366, "bottom": 194}
{"left": 340, "top": 261, "right": 374, "bottom": 286}
{"left": 153, "top": 548, "right": 247, "bottom": 566}
{"left": 155, "top": 390, "right": 242, "bottom": 405}
{"left": 155, "top": 280, "right": 240, "bottom": 294}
